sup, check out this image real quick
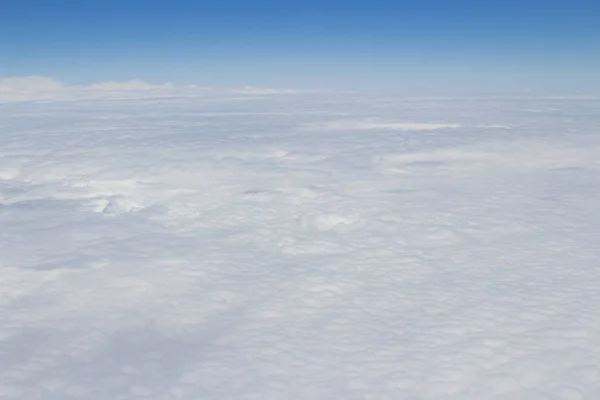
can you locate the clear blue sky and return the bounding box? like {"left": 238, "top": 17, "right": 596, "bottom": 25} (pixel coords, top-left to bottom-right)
{"left": 1, "top": 0, "right": 599, "bottom": 94}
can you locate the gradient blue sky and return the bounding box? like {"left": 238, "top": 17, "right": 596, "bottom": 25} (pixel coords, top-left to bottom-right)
{"left": 1, "top": 0, "right": 599, "bottom": 94}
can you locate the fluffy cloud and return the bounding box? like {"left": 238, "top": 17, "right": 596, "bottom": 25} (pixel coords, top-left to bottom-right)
{"left": 303, "top": 120, "right": 462, "bottom": 131}
{"left": 84, "top": 80, "right": 174, "bottom": 91}
{"left": 0, "top": 76, "right": 66, "bottom": 101}
{"left": 0, "top": 76, "right": 64, "bottom": 91}
{"left": 236, "top": 85, "right": 302, "bottom": 95}
{"left": 0, "top": 76, "right": 302, "bottom": 102}
{"left": 0, "top": 76, "right": 177, "bottom": 101}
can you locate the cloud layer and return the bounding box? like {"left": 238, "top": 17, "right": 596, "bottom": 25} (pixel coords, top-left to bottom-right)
{"left": 2, "top": 92, "right": 599, "bottom": 399}
{"left": 0, "top": 76, "right": 301, "bottom": 102}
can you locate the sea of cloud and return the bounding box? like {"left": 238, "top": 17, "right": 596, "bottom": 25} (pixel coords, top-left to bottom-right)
{"left": 1, "top": 79, "right": 599, "bottom": 399}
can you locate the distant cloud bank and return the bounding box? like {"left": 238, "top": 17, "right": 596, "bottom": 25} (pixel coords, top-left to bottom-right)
{"left": 0, "top": 76, "right": 302, "bottom": 102}
{"left": 304, "top": 120, "right": 462, "bottom": 131}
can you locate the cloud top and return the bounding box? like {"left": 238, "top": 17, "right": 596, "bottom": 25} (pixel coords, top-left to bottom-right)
{"left": 0, "top": 76, "right": 302, "bottom": 102}
{"left": 1, "top": 76, "right": 65, "bottom": 92}
{"left": 84, "top": 80, "right": 174, "bottom": 91}
{"left": 304, "top": 120, "right": 461, "bottom": 131}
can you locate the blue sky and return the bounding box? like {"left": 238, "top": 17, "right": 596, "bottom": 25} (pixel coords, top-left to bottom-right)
{"left": 1, "top": 0, "right": 599, "bottom": 94}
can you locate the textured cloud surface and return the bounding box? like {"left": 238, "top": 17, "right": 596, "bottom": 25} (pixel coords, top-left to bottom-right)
{"left": 1, "top": 91, "right": 599, "bottom": 399}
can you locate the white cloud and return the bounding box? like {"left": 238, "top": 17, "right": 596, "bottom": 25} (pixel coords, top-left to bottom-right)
{"left": 304, "top": 120, "right": 461, "bottom": 131}
{"left": 0, "top": 76, "right": 303, "bottom": 102}
{"left": 236, "top": 85, "right": 302, "bottom": 95}
{"left": 0, "top": 76, "right": 178, "bottom": 101}
{"left": 1, "top": 75, "right": 64, "bottom": 91}
{"left": 0, "top": 76, "right": 66, "bottom": 101}
{"left": 84, "top": 80, "right": 174, "bottom": 91}
{"left": 1, "top": 93, "right": 600, "bottom": 398}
